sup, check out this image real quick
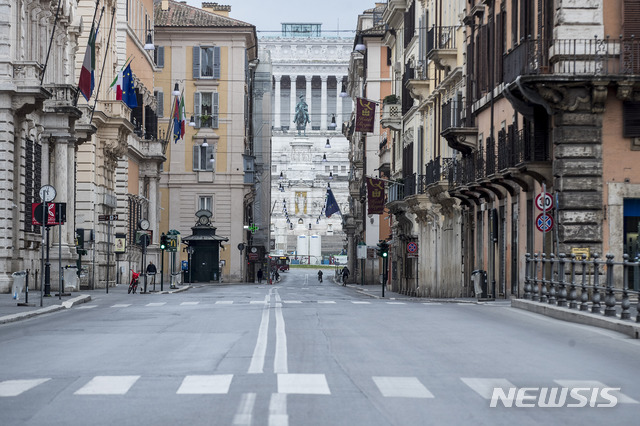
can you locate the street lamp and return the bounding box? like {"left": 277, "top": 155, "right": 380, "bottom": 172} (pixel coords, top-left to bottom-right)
{"left": 144, "top": 31, "right": 155, "bottom": 51}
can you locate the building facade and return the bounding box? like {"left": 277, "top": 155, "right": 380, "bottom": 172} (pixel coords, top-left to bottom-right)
{"left": 262, "top": 24, "right": 352, "bottom": 264}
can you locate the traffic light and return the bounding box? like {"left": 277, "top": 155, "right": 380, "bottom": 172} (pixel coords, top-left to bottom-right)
{"left": 377, "top": 240, "right": 389, "bottom": 258}
{"left": 160, "top": 233, "right": 167, "bottom": 250}
{"left": 75, "top": 229, "right": 87, "bottom": 255}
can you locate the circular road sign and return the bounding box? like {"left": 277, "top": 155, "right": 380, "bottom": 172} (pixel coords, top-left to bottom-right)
{"left": 536, "top": 213, "right": 554, "bottom": 233}
{"left": 535, "top": 192, "right": 554, "bottom": 211}
{"left": 407, "top": 242, "right": 418, "bottom": 254}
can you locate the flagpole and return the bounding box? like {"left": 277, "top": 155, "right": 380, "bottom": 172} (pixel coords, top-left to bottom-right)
{"left": 40, "top": 0, "right": 63, "bottom": 85}
{"left": 90, "top": 7, "right": 116, "bottom": 123}
{"left": 74, "top": 0, "right": 102, "bottom": 106}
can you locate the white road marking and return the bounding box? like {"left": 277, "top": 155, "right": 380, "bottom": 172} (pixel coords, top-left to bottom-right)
{"left": 250, "top": 300, "right": 267, "bottom": 304}
{"left": 216, "top": 301, "right": 234, "bottom": 305}
{"left": 274, "top": 301, "right": 288, "bottom": 374}
{"left": 176, "top": 375, "right": 233, "bottom": 394}
{"left": 318, "top": 301, "right": 336, "bottom": 304}
{"left": 111, "top": 304, "right": 131, "bottom": 308}
{"left": 386, "top": 302, "right": 406, "bottom": 305}
{"left": 423, "top": 302, "right": 442, "bottom": 305}
{"left": 248, "top": 293, "right": 271, "bottom": 374}
{"left": 554, "top": 380, "right": 639, "bottom": 403}
{"left": 461, "top": 378, "right": 516, "bottom": 399}
{"left": 76, "top": 305, "right": 97, "bottom": 309}
{"left": 351, "top": 301, "right": 370, "bottom": 304}
{"left": 180, "top": 302, "right": 199, "bottom": 306}
{"left": 372, "top": 377, "right": 434, "bottom": 398}
{"left": 146, "top": 302, "right": 166, "bottom": 307}
{"left": 283, "top": 301, "right": 302, "bottom": 304}
{"left": 277, "top": 374, "right": 330, "bottom": 395}
{"left": 74, "top": 376, "right": 140, "bottom": 395}
{"left": 233, "top": 392, "right": 256, "bottom": 425}
{"left": 0, "top": 378, "right": 50, "bottom": 397}
{"left": 269, "top": 393, "right": 289, "bottom": 426}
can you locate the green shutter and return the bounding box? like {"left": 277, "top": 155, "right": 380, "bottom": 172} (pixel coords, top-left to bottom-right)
{"left": 194, "top": 92, "right": 201, "bottom": 128}
{"left": 212, "top": 92, "right": 219, "bottom": 129}
{"left": 193, "top": 46, "right": 201, "bottom": 79}
{"left": 193, "top": 144, "right": 199, "bottom": 171}
{"left": 213, "top": 46, "right": 221, "bottom": 79}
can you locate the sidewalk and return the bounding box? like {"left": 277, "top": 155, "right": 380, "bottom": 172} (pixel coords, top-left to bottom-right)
{"left": 335, "top": 278, "right": 479, "bottom": 303}
{"left": 0, "top": 281, "right": 191, "bottom": 325}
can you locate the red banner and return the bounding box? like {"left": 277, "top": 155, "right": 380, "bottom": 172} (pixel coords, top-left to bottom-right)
{"left": 367, "top": 178, "right": 385, "bottom": 214}
{"left": 355, "top": 97, "right": 376, "bottom": 133}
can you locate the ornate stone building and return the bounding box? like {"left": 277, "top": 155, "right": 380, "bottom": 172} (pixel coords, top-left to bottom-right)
{"left": 262, "top": 23, "right": 352, "bottom": 263}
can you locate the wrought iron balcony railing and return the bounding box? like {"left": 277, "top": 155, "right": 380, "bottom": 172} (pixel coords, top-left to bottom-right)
{"left": 503, "top": 37, "right": 640, "bottom": 84}
{"left": 426, "top": 26, "right": 458, "bottom": 56}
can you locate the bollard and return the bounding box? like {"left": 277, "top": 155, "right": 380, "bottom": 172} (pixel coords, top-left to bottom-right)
{"left": 604, "top": 254, "right": 617, "bottom": 317}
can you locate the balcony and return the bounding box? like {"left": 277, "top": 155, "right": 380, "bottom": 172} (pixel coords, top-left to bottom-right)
{"left": 380, "top": 101, "right": 402, "bottom": 131}
{"left": 378, "top": 147, "right": 391, "bottom": 175}
{"left": 425, "top": 156, "right": 454, "bottom": 196}
{"left": 503, "top": 37, "right": 640, "bottom": 85}
{"left": 441, "top": 98, "right": 477, "bottom": 154}
{"left": 13, "top": 61, "right": 49, "bottom": 114}
{"left": 427, "top": 26, "right": 458, "bottom": 72}
{"left": 387, "top": 181, "right": 404, "bottom": 203}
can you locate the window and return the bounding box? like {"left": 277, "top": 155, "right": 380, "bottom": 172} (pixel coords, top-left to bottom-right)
{"left": 154, "top": 90, "right": 164, "bottom": 117}
{"left": 325, "top": 165, "right": 330, "bottom": 172}
{"left": 154, "top": 46, "right": 164, "bottom": 67}
{"left": 193, "top": 46, "right": 221, "bottom": 79}
{"left": 199, "top": 196, "right": 212, "bottom": 212}
{"left": 193, "top": 92, "right": 219, "bottom": 128}
{"left": 193, "top": 144, "right": 215, "bottom": 171}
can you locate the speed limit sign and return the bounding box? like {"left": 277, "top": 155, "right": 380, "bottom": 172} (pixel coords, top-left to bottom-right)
{"left": 535, "top": 192, "right": 554, "bottom": 211}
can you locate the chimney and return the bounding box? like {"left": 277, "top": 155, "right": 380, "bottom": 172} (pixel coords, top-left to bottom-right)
{"left": 161, "top": 0, "right": 169, "bottom": 11}
{"left": 201, "top": 2, "right": 231, "bottom": 17}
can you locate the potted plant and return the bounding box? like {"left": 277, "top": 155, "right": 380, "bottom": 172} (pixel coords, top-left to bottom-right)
{"left": 383, "top": 94, "right": 399, "bottom": 105}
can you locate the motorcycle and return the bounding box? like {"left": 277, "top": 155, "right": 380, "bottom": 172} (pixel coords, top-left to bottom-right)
{"left": 128, "top": 270, "right": 140, "bottom": 294}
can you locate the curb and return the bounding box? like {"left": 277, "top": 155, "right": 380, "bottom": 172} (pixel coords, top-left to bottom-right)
{"left": 0, "top": 294, "right": 92, "bottom": 325}
{"left": 157, "top": 285, "right": 191, "bottom": 294}
{"left": 512, "top": 299, "right": 640, "bottom": 339}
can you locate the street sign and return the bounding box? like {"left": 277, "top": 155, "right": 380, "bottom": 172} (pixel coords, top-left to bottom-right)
{"left": 32, "top": 203, "right": 66, "bottom": 226}
{"left": 536, "top": 213, "right": 554, "bottom": 233}
{"left": 407, "top": 241, "right": 418, "bottom": 258}
{"left": 535, "top": 192, "right": 554, "bottom": 211}
{"left": 367, "top": 247, "right": 376, "bottom": 259}
{"left": 166, "top": 234, "right": 178, "bottom": 252}
{"left": 98, "top": 214, "right": 118, "bottom": 221}
{"left": 571, "top": 247, "right": 590, "bottom": 261}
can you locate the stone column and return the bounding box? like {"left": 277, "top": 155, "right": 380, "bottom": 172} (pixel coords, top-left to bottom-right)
{"left": 320, "top": 75, "right": 328, "bottom": 131}
{"left": 54, "top": 138, "right": 68, "bottom": 244}
{"left": 274, "top": 75, "right": 281, "bottom": 131}
{"left": 336, "top": 77, "right": 344, "bottom": 128}
{"left": 148, "top": 172, "right": 158, "bottom": 240}
{"left": 290, "top": 75, "right": 297, "bottom": 128}
{"left": 66, "top": 140, "right": 75, "bottom": 244}
{"left": 306, "top": 76, "right": 312, "bottom": 124}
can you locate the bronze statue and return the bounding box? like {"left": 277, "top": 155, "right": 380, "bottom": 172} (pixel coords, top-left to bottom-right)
{"left": 293, "top": 95, "right": 310, "bottom": 135}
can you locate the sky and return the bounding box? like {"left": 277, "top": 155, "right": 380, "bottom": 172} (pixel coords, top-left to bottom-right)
{"left": 184, "top": 0, "right": 378, "bottom": 37}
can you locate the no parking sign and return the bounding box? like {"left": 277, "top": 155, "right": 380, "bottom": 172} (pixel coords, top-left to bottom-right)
{"left": 536, "top": 213, "right": 554, "bottom": 233}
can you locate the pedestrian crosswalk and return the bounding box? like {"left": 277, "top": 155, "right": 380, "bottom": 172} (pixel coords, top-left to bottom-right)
{"left": 1, "top": 374, "right": 636, "bottom": 403}
{"left": 75, "top": 300, "right": 460, "bottom": 309}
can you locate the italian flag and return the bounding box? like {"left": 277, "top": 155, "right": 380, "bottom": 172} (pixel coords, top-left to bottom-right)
{"left": 109, "top": 69, "right": 123, "bottom": 100}
{"left": 180, "top": 93, "right": 186, "bottom": 139}
{"left": 78, "top": 27, "right": 97, "bottom": 101}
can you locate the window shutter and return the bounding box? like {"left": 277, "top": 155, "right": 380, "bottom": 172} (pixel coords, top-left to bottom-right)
{"left": 212, "top": 92, "right": 219, "bottom": 128}
{"left": 624, "top": 0, "right": 640, "bottom": 38}
{"left": 193, "top": 145, "right": 199, "bottom": 171}
{"left": 156, "top": 91, "right": 164, "bottom": 117}
{"left": 213, "top": 46, "right": 221, "bottom": 79}
{"left": 193, "top": 46, "right": 201, "bottom": 79}
{"left": 623, "top": 102, "right": 640, "bottom": 137}
{"left": 157, "top": 46, "right": 165, "bottom": 67}
{"left": 194, "top": 92, "right": 201, "bottom": 128}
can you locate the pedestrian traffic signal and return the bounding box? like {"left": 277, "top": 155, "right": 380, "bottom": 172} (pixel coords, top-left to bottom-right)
{"left": 160, "top": 233, "right": 167, "bottom": 250}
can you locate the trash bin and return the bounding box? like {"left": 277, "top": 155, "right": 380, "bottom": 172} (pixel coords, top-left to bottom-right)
{"left": 64, "top": 265, "right": 78, "bottom": 291}
{"left": 11, "top": 271, "right": 26, "bottom": 300}
{"left": 471, "top": 270, "right": 488, "bottom": 299}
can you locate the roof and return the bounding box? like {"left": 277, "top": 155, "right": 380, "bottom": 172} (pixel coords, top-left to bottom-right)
{"left": 154, "top": 1, "right": 254, "bottom": 28}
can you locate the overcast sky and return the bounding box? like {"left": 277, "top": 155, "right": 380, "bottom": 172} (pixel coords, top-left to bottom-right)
{"left": 184, "top": 0, "right": 377, "bottom": 37}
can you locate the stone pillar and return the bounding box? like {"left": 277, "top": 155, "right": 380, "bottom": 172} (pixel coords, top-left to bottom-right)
{"left": 306, "top": 76, "right": 312, "bottom": 122}
{"left": 54, "top": 138, "right": 68, "bottom": 244}
{"left": 148, "top": 173, "right": 158, "bottom": 239}
{"left": 66, "top": 140, "right": 75, "bottom": 244}
{"left": 320, "top": 75, "right": 328, "bottom": 131}
{"left": 274, "top": 75, "right": 281, "bottom": 131}
{"left": 336, "top": 77, "right": 343, "bottom": 129}
{"left": 290, "top": 75, "right": 297, "bottom": 128}
{"left": 553, "top": 107, "right": 603, "bottom": 255}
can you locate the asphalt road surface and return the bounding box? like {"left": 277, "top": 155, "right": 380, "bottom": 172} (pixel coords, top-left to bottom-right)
{"left": 1, "top": 268, "right": 639, "bottom": 425}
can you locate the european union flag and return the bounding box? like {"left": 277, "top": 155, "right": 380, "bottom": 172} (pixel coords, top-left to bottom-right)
{"left": 121, "top": 64, "right": 138, "bottom": 109}
{"left": 325, "top": 188, "right": 341, "bottom": 218}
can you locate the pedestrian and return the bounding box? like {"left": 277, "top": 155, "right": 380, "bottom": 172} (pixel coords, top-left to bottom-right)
{"left": 317, "top": 270, "right": 323, "bottom": 283}
{"left": 341, "top": 266, "right": 350, "bottom": 286}
{"left": 146, "top": 261, "right": 157, "bottom": 285}
{"left": 257, "top": 268, "right": 263, "bottom": 283}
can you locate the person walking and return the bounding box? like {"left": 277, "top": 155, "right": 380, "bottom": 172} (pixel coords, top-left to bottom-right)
{"left": 257, "top": 268, "right": 263, "bottom": 284}
{"left": 146, "top": 261, "right": 157, "bottom": 287}
{"left": 317, "top": 270, "right": 323, "bottom": 283}
{"left": 341, "top": 266, "right": 350, "bottom": 286}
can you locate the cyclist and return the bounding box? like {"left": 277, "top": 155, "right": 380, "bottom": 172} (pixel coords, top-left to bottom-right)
{"left": 317, "top": 270, "right": 323, "bottom": 283}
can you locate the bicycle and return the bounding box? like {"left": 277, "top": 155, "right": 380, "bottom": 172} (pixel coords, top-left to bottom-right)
{"left": 128, "top": 270, "right": 140, "bottom": 294}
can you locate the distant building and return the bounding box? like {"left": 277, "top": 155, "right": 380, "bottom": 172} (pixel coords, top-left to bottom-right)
{"left": 261, "top": 24, "right": 353, "bottom": 263}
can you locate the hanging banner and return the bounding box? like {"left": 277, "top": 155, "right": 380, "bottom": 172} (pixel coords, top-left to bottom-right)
{"left": 367, "top": 177, "right": 385, "bottom": 214}
{"left": 355, "top": 97, "right": 376, "bottom": 133}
